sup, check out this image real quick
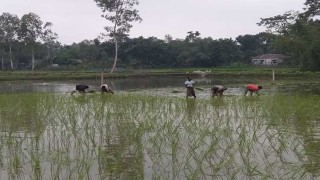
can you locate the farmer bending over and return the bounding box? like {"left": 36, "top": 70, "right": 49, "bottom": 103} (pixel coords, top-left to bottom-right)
{"left": 71, "top": 84, "right": 89, "bottom": 95}
{"left": 101, "top": 84, "right": 114, "bottom": 94}
{"left": 211, "top": 85, "right": 227, "bottom": 98}
{"left": 245, "top": 84, "right": 262, "bottom": 96}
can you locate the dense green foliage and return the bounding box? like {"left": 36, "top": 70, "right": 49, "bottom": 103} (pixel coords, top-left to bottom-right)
{"left": 258, "top": 0, "right": 320, "bottom": 71}
{"left": 0, "top": 0, "right": 319, "bottom": 71}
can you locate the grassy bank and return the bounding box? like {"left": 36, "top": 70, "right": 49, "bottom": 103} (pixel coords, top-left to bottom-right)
{"left": 0, "top": 67, "right": 319, "bottom": 81}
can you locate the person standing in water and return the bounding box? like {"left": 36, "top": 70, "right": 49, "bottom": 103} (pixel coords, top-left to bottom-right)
{"left": 245, "top": 84, "right": 262, "bottom": 96}
{"left": 184, "top": 77, "right": 196, "bottom": 98}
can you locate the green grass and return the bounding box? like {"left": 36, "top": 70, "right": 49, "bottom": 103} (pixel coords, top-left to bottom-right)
{"left": 0, "top": 67, "right": 320, "bottom": 81}
{"left": 0, "top": 92, "right": 319, "bottom": 179}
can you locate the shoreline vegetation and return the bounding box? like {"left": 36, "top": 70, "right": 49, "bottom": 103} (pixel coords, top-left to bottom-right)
{"left": 0, "top": 67, "right": 320, "bottom": 82}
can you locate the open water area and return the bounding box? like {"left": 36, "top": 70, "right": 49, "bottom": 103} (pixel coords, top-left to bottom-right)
{"left": 1, "top": 75, "right": 320, "bottom": 96}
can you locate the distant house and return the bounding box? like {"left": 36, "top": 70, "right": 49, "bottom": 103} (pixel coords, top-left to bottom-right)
{"left": 252, "top": 54, "right": 287, "bottom": 66}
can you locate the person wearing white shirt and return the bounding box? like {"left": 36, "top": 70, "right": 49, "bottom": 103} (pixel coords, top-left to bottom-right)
{"left": 184, "top": 77, "right": 196, "bottom": 98}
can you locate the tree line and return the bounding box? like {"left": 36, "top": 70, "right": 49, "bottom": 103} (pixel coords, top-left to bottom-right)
{"left": 257, "top": 0, "right": 320, "bottom": 71}
{"left": 0, "top": 12, "right": 58, "bottom": 71}
{"left": 0, "top": 0, "right": 319, "bottom": 71}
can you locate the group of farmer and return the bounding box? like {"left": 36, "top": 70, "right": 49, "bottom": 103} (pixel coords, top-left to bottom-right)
{"left": 184, "top": 76, "right": 262, "bottom": 98}
{"left": 71, "top": 76, "right": 262, "bottom": 98}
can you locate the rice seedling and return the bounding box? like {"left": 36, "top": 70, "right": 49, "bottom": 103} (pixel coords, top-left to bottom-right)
{"left": 0, "top": 91, "right": 319, "bottom": 179}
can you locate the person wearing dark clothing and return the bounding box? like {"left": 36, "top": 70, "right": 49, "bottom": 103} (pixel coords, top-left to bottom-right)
{"left": 71, "top": 84, "right": 89, "bottom": 95}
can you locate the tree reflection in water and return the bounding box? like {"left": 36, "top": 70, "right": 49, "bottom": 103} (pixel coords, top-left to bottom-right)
{"left": 0, "top": 93, "right": 319, "bottom": 179}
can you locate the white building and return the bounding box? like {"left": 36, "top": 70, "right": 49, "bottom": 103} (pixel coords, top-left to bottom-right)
{"left": 252, "top": 54, "right": 287, "bottom": 66}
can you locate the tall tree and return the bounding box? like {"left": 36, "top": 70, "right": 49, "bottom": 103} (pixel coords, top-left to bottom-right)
{"left": 19, "top": 13, "right": 43, "bottom": 71}
{"left": 94, "top": 0, "right": 142, "bottom": 73}
{"left": 257, "top": 0, "right": 320, "bottom": 70}
{"left": 41, "top": 22, "right": 59, "bottom": 64}
{"left": 236, "top": 33, "right": 275, "bottom": 62}
{"left": 257, "top": 11, "right": 299, "bottom": 35}
{"left": 0, "top": 22, "right": 5, "bottom": 70}
{"left": 303, "top": 0, "right": 320, "bottom": 18}
{"left": 236, "top": 34, "right": 261, "bottom": 62}
{"left": 0, "top": 41, "right": 5, "bottom": 71}
{"left": 0, "top": 12, "right": 20, "bottom": 70}
{"left": 164, "top": 34, "right": 173, "bottom": 43}
{"left": 185, "top": 31, "right": 201, "bottom": 43}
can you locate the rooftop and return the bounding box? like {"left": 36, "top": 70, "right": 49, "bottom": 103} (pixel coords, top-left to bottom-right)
{"left": 252, "top": 54, "right": 288, "bottom": 59}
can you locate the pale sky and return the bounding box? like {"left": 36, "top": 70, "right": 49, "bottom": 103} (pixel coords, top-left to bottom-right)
{"left": 0, "top": 0, "right": 306, "bottom": 45}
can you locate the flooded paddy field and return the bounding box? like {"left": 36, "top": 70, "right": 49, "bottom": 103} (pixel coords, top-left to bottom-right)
{"left": 0, "top": 76, "right": 320, "bottom": 179}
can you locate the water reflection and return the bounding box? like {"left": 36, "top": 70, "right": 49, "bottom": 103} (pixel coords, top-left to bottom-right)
{"left": 0, "top": 84, "right": 320, "bottom": 179}
{"left": 1, "top": 76, "right": 320, "bottom": 96}
{"left": 0, "top": 94, "right": 47, "bottom": 134}
{"left": 98, "top": 121, "right": 144, "bottom": 179}
{"left": 291, "top": 98, "right": 320, "bottom": 176}
{"left": 186, "top": 99, "right": 197, "bottom": 120}
{"left": 0, "top": 94, "right": 49, "bottom": 179}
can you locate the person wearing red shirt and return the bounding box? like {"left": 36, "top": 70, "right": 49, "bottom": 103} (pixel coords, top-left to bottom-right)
{"left": 245, "top": 84, "right": 262, "bottom": 96}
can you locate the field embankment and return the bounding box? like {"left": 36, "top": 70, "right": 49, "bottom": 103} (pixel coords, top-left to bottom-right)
{"left": 0, "top": 67, "right": 319, "bottom": 81}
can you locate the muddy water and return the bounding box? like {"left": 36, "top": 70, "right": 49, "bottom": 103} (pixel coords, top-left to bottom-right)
{"left": 0, "top": 75, "right": 320, "bottom": 96}
{"left": 0, "top": 76, "right": 229, "bottom": 93}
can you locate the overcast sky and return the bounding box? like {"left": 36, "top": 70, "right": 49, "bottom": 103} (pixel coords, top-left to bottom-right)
{"left": 1, "top": 0, "right": 306, "bottom": 45}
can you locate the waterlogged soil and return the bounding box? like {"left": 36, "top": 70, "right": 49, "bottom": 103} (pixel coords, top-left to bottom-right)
{"left": 0, "top": 75, "right": 320, "bottom": 179}
{"left": 0, "top": 75, "right": 320, "bottom": 96}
